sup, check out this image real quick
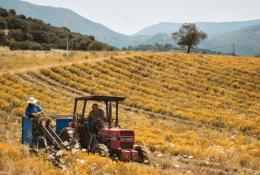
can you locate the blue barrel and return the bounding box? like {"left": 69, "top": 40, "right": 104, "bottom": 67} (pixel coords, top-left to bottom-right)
{"left": 22, "top": 117, "right": 33, "bottom": 145}
{"left": 56, "top": 118, "right": 72, "bottom": 135}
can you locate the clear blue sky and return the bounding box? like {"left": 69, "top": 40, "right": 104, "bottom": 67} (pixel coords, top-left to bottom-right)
{"left": 23, "top": 0, "right": 260, "bottom": 35}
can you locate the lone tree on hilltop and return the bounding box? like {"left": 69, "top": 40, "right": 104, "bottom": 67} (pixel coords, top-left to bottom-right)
{"left": 172, "top": 23, "right": 207, "bottom": 53}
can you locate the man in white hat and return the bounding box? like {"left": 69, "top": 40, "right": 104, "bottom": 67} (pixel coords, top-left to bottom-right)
{"left": 25, "top": 97, "right": 44, "bottom": 147}
{"left": 25, "top": 97, "right": 43, "bottom": 118}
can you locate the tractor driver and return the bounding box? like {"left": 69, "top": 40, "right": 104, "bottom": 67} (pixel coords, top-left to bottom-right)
{"left": 87, "top": 103, "right": 105, "bottom": 134}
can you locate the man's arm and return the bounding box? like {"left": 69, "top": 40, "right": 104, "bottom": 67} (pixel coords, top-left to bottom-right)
{"left": 100, "top": 110, "right": 105, "bottom": 118}
{"left": 87, "top": 111, "right": 93, "bottom": 121}
{"left": 97, "top": 109, "right": 105, "bottom": 121}
{"left": 36, "top": 105, "right": 43, "bottom": 113}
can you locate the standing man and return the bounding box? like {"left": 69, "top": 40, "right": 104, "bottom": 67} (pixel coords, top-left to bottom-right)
{"left": 25, "top": 97, "right": 44, "bottom": 147}
{"left": 25, "top": 97, "right": 43, "bottom": 118}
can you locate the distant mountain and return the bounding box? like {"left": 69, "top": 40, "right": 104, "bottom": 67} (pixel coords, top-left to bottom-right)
{"left": 0, "top": 0, "right": 133, "bottom": 47}
{"left": 0, "top": 0, "right": 175, "bottom": 48}
{"left": 196, "top": 21, "right": 260, "bottom": 36}
{"left": 136, "top": 21, "right": 260, "bottom": 56}
{"left": 135, "top": 22, "right": 181, "bottom": 36}
{"left": 200, "top": 24, "right": 260, "bottom": 56}
{"left": 135, "top": 20, "right": 260, "bottom": 36}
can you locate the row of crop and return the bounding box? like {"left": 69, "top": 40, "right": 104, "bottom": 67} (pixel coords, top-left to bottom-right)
{"left": 136, "top": 56, "right": 260, "bottom": 114}
{"left": 39, "top": 61, "right": 254, "bottom": 130}
{"left": 129, "top": 55, "right": 259, "bottom": 108}
{"left": 12, "top": 55, "right": 257, "bottom": 134}
{"left": 0, "top": 74, "right": 72, "bottom": 116}
{"left": 113, "top": 56, "right": 216, "bottom": 95}
{"left": 129, "top": 55, "right": 258, "bottom": 96}
{"left": 74, "top": 61, "right": 247, "bottom": 117}
{"left": 166, "top": 54, "right": 259, "bottom": 82}
{"left": 137, "top": 55, "right": 259, "bottom": 94}
{"left": 107, "top": 57, "right": 228, "bottom": 105}
{"left": 101, "top": 56, "right": 258, "bottom": 130}
{"left": 92, "top": 61, "right": 225, "bottom": 113}
{"left": 122, "top": 56, "right": 260, "bottom": 112}
{"left": 39, "top": 63, "right": 169, "bottom": 115}
{"left": 45, "top": 65, "right": 168, "bottom": 114}
{"left": 70, "top": 63, "right": 173, "bottom": 113}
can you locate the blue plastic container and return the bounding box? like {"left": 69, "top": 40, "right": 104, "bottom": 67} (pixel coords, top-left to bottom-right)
{"left": 56, "top": 118, "right": 72, "bottom": 135}
{"left": 22, "top": 117, "right": 33, "bottom": 145}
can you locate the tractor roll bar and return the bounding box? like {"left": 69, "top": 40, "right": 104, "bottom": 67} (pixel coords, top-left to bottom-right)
{"left": 73, "top": 96, "right": 126, "bottom": 128}
{"left": 75, "top": 96, "right": 125, "bottom": 101}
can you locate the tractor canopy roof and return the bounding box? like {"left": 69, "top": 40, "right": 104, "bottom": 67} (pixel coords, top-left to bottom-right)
{"left": 75, "top": 95, "right": 125, "bottom": 102}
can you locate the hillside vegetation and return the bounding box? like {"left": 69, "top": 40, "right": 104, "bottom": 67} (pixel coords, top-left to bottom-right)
{"left": 0, "top": 51, "right": 259, "bottom": 174}
{"left": 2, "top": 0, "right": 260, "bottom": 55}
{"left": 0, "top": 7, "right": 114, "bottom": 51}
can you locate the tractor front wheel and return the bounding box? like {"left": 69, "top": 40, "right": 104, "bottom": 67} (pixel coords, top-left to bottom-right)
{"left": 134, "top": 145, "right": 150, "bottom": 164}
{"left": 93, "top": 144, "right": 109, "bottom": 157}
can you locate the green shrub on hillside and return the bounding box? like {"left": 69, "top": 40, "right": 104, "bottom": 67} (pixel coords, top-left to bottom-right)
{"left": 0, "top": 7, "right": 115, "bottom": 51}
{"left": 0, "top": 31, "right": 7, "bottom": 45}
{"left": 0, "top": 18, "right": 6, "bottom": 29}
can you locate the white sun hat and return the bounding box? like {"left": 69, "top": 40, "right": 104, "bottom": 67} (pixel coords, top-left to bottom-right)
{"left": 27, "top": 97, "right": 37, "bottom": 104}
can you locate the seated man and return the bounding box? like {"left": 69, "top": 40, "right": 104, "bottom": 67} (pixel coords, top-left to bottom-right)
{"left": 87, "top": 103, "right": 105, "bottom": 134}
{"left": 25, "top": 97, "right": 44, "bottom": 147}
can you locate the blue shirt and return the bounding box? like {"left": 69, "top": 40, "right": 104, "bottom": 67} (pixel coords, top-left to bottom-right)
{"left": 25, "top": 104, "right": 43, "bottom": 118}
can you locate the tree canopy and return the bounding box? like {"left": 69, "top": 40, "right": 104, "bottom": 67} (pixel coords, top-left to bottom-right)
{"left": 172, "top": 23, "right": 207, "bottom": 53}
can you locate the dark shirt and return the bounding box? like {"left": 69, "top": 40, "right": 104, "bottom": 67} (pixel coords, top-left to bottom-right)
{"left": 88, "top": 109, "right": 104, "bottom": 122}
{"left": 25, "top": 104, "right": 42, "bottom": 118}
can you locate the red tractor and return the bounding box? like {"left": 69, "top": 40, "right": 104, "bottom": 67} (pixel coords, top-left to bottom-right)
{"left": 60, "top": 96, "right": 150, "bottom": 164}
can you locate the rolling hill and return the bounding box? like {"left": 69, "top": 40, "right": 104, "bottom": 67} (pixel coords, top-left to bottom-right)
{"left": 0, "top": 50, "right": 259, "bottom": 174}
{"left": 201, "top": 24, "right": 260, "bottom": 56}
{"left": 135, "top": 21, "right": 260, "bottom": 56}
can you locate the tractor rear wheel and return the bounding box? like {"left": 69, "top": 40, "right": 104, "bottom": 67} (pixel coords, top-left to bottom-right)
{"left": 93, "top": 144, "right": 109, "bottom": 157}
{"left": 134, "top": 145, "right": 150, "bottom": 164}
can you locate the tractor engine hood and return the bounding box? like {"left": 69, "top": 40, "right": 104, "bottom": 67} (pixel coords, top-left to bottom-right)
{"left": 100, "top": 128, "right": 134, "bottom": 137}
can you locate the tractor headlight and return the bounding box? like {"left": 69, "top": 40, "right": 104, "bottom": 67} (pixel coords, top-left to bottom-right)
{"left": 106, "top": 137, "right": 117, "bottom": 141}
{"left": 111, "top": 137, "right": 117, "bottom": 141}
{"left": 120, "top": 137, "right": 134, "bottom": 142}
